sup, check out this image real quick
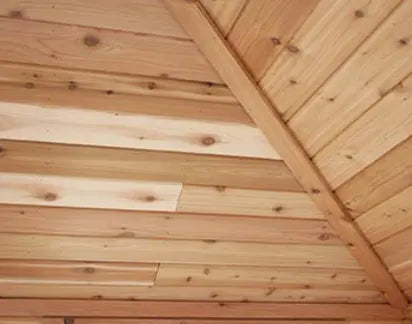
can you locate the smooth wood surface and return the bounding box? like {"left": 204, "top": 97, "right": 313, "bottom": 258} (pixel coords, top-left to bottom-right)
{"left": 337, "top": 137, "right": 412, "bottom": 217}
{"left": 177, "top": 185, "right": 323, "bottom": 219}
{"left": 0, "top": 101, "right": 278, "bottom": 159}
{"left": 261, "top": 0, "right": 400, "bottom": 120}
{"left": 0, "top": 233, "right": 360, "bottom": 268}
{"left": 163, "top": 0, "right": 408, "bottom": 308}
{"left": 0, "top": 172, "right": 181, "bottom": 212}
{"left": 0, "top": 205, "right": 336, "bottom": 244}
{"left": 0, "top": 300, "right": 404, "bottom": 319}
{"left": 0, "top": 17, "right": 220, "bottom": 82}
{"left": 0, "top": 140, "right": 299, "bottom": 191}
{"left": 289, "top": 0, "right": 412, "bottom": 156}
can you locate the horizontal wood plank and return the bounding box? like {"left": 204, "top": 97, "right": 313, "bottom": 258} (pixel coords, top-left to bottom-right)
{"left": 0, "top": 140, "right": 299, "bottom": 191}
{"left": 0, "top": 173, "right": 182, "bottom": 212}
{"left": 288, "top": 0, "right": 412, "bottom": 156}
{"left": 337, "top": 137, "right": 412, "bottom": 217}
{"left": 0, "top": 101, "right": 278, "bottom": 159}
{"left": 177, "top": 185, "right": 323, "bottom": 219}
{"left": 0, "top": 233, "right": 360, "bottom": 268}
{"left": 0, "top": 205, "right": 337, "bottom": 245}
{"left": 0, "top": 300, "right": 404, "bottom": 319}
{"left": 0, "top": 260, "right": 158, "bottom": 286}
{"left": 0, "top": 17, "right": 220, "bottom": 82}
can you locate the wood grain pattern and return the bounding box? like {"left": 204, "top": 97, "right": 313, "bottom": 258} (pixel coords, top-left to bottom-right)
{"left": 0, "top": 173, "right": 182, "bottom": 212}
{"left": 228, "top": 0, "right": 319, "bottom": 80}
{"left": 177, "top": 185, "right": 323, "bottom": 219}
{"left": 336, "top": 137, "right": 412, "bottom": 217}
{"left": 0, "top": 17, "right": 220, "bottom": 82}
{"left": 0, "top": 260, "right": 158, "bottom": 285}
{"left": 288, "top": 0, "right": 412, "bottom": 156}
{"left": 261, "top": 0, "right": 400, "bottom": 120}
{"left": 356, "top": 185, "right": 412, "bottom": 244}
{"left": 0, "top": 102, "right": 278, "bottom": 159}
{"left": 313, "top": 73, "right": 412, "bottom": 188}
{"left": 0, "top": 233, "right": 360, "bottom": 268}
{"left": 0, "top": 300, "right": 404, "bottom": 319}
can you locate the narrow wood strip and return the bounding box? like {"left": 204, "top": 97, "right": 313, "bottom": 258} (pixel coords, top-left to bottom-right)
{"left": 0, "top": 101, "right": 278, "bottom": 159}
{"left": 0, "top": 300, "right": 403, "bottom": 319}
{"left": 0, "top": 319, "right": 59, "bottom": 324}
{"left": 0, "top": 172, "right": 182, "bottom": 212}
{"left": 156, "top": 264, "right": 375, "bottom": 290}
{"left": 0, "top": 205, "right": 337, "bottom": 245}
{"left": 0, "top": 0, "right": 187, "bottom": 38}
{"left": 337, "top": 137, "right": 412, "bottom": 217}
{"left": 0, "top": 260, "right": 158, "bottom": 286}
{"left": 177, "top": 185, "right": 323, "bottom": 219}
{"left": 0, "top": 233, "right": 360, "bottom": 268}
{"left": 48, "top": 320, "right": 348, "bottom": 324}
{"left": 0, "top": 17, "right": 219, "bottom": 82}
{"left": 0, "top": 61, "right": 236, "bottom": 104}
{"left": 162, "top": 0, "right": 408, "bottom": 308}
{"left": 0, "top": 283, "right": 385, "bottom": 303}
{"left": 0, "top": 140, "right": 299, "bottom": 191}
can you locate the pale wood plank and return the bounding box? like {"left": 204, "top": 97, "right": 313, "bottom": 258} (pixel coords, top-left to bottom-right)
{"left": 56, "top": 321, "right": 348, "bottom": 324}
{"left": 0, "top": 233, "right": 360, "bottom": 268}
{"left": 0, "top": 260, "right": 158, "bottom": 286}
{"left": 0, "top": 102, "right": 278, "bottom": 159}
{"left": 356, "top": 185, "right": 412, "bottom": 244}
{"left": 0, "top": 300, "right": 404, "bottom": 319}
{"left": 288, "top": 1, "right": 412, "bottom": 155}
{"left": 163, "top": 0, "right": 408, "bottom": 307}
{"left": 0, "top": 319, "right": 58, "bottom": 324}
{"left": 0, "top": 205, "right": 338, "bottom": 245}
{"left": 336, "top": 137, "right": 412, "bottom": 217}
{"left": 177, "top": 185, "right": 323, "bottom": 219}
{"left": 0, "top": 17, "right": 220, "bottom": 82}
{"left": 261, "top": 0, "right": 400, "bottom": 120}
{"left": 228, "top": 0, "right": 319, "bottom": 80}
{"left": 0, "top": 173, "right": 181, "bottom": 212}
{"left": 201, "top": 0, "right": 247, "bottom": 37}
{"left": 0, "top": 140, "right": 299, "bottom": 191}
{"left": 0, "top": 283, "right": 385, "bottom": 303}
{"left": 313, "top": 73, "right": 412, "bottom": 188}
{"left": 156, "top": 264, "right": 374, "bottom": 290}
{"left": 0, "top": 61, "right": 236, "bottom": 104}
{"left": 0, "top": 0, "right": 187, "bottom": 38}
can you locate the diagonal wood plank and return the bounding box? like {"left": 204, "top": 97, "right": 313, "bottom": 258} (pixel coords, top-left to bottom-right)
{"left": 162, "top": 0, "right": 408, "bottom": 309}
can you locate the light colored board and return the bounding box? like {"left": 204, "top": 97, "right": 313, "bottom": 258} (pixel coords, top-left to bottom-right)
{"left": 0, "top": 0, "right": 186, "bottom": 38}
{"left": 0, "top": 173, "right": 181, "bottom": 212}
{"left": 313, "top": 73, "right": 412, "bottom": 188}
{"left": 201, "top": 0, "right": 247, "bottom": 37}
{"left": 0, "top": 299, "right": 404, "bottom": 319}
{"left": 261, "top": 0, "right": 401, "bottom": 120}
{"left": 156, "top": 264, "right": 375, "bottom": 290}
{"left": 0, "top": 260, "right": 158, "bottom": 286}
{"left": 337, "top": 137, "right": 412, "bottom": 217}
{"left": 0, "top": 205, "right": 338, "bottom": 245}
{"left": 40, "top": 321, "right": 407, "bottom": 324}
{"left": 0, "top": 61, "right": 237, "bottom": 104}
{"left": 0, "top": 233, "right": 360, "bottom": 268}
{"left": 393, "top": 264, "right": 412, "bottom": 297}
{"left": 288, "top": 0, "right": 412, "bottom": 156}
{"left": 228, "top": 0, "right": 319, "bottom": 80}
{"left": 0, "top": 140, "right": 299, "bottom": 192}
{"left": 0, "top": 319, "right": 59, "bottom": 324}
{"left": 163, "top": 0, "right": 408, "bottom": 307}
{"left": 356, "top": 185, "right": 412, "bottom": 244}
{"left": 0, "top": 17, "right": 220, "bottom": 83}
{"left": 0, "top": 102, "right": 279, "bottom": 159}
{"left": 177, "top": 185, "right": 323, "bottom": 219}
{"left": 0, "top": 283, "right": 385, "bottom": 303}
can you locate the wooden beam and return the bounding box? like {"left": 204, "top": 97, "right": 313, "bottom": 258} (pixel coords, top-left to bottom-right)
{"left": 162, "top": 0, "right": 408, "bottom": 309}
{"left": 0, "top": 300, "right": 404, "bottom": 320}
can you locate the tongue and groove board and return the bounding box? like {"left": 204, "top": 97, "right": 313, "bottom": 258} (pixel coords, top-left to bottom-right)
{"left": 0, "top": 0, "right": 411, "bottom": 318}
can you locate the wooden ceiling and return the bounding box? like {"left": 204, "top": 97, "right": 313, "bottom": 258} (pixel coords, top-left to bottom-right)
{"left": 0, "top": 0, "right": 411, "bottom": 322}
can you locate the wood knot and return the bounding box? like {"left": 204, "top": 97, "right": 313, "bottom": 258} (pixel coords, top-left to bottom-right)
{"left": 9, "top": 10, "right": 23, "bottom": 18}
{"left": 106, "top": 90, "right": 114, "bottom": 95}
{"left": 44, "top": 192, "right": 58, "bottom": 201}
{"left": 186, "top": 276, "right": 192, "bottom": 282}
{"left": 318, "top": 233, "right": 330, "bottom": 241}
{"left": 272, "top": 205, "right": 283, "bottom": 212}
{"left": 399, "top": 38, "right": 409, "bottom": 46}
{"left": 68, "top": 81, "right": 78, "bottom": 90}
{"left": 354, "top": 10, "right": 364, "bottom": 18}
{"left": 265, "top": 288, "right": 276, "bottom": 296}
{"left": 310, "top": 188, "right": 320, "bottom": 194}
{"left": 210, "top": 293, "right": 218, "bottom": 298}
{"left": 330, "top": 273, "right": 337, "bottom": 279}
{"left": 201, "top": 136, "right": 216, "bottom": 146}
{"left": 215, "top": 185, "right": 226, "bottom": 192}
{"left": 344, "top": 154, "right": 353, "bottom": 160}
{"left": 83, "top": 35, "right": 100, "bottom": 47}
{"left": 203, "top": 267, "right": 210, "bottom": 275}
{"left": 289, "top": 79, "right": 297, "bottom": 85}
{"left": 286, "top": 44, "right": 300, "bottom": 54}
{"left": 144, "top": 195, "right": 156, "bottom": 202}
{"left": 147, "top": 82, "right": 156, "bottom": 90}
{"left": 203, "top": 239, "right": 216, "bottom": 244}
{"left": 63, "top": 317, "right": 74, "bottom": 324}
{"left": 83, "top": 267, "right": 95, "bottom": 274}
{"left": 271, "top": 37, "right": 281, "bottom": 46}
{"left": 24, "top": 82, "right": 35, "bottom": 89}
